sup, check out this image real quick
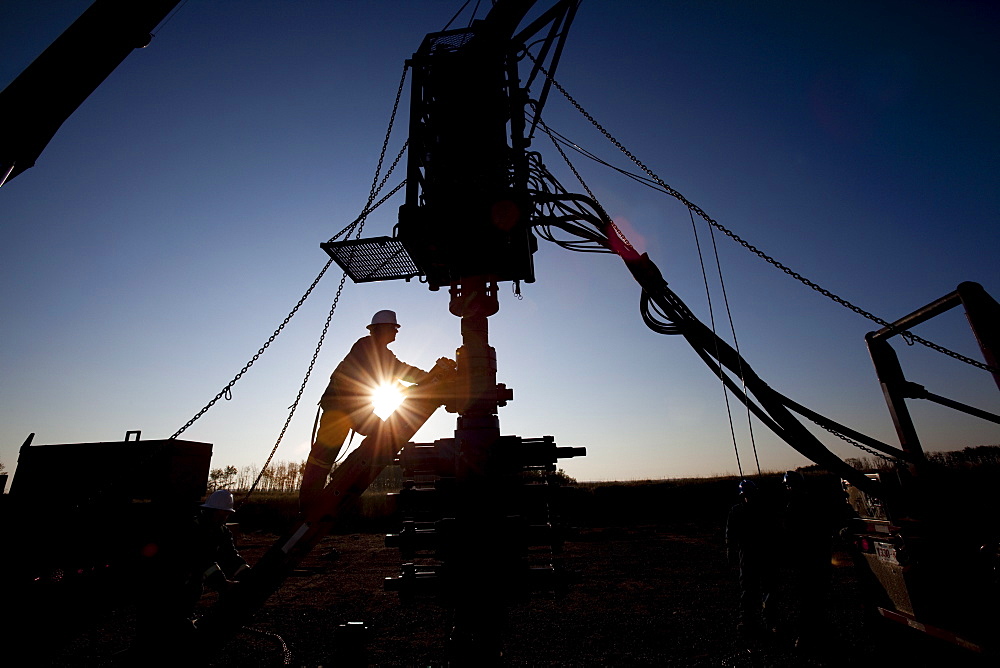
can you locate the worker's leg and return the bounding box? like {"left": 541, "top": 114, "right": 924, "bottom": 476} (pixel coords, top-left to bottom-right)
{"left": 737, "top": 553, "right": 763, "bottom": 640}
{"left": 300, "top": 408, "right": 351, "bottom": 512}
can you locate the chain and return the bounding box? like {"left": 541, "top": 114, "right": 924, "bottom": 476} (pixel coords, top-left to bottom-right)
{"left": 328, "top": 179, "right": 408, "bottom": 244}
{"left": 242, "top": 273, "right": 347, "bottom": 503}
{"left": 238, "top": 627, "right": 293, "bottom": 665}
{"left": 175, "top": 182, "right": 405, "bottom": 440}
{"left": 327, "top": 64, "right": 410, "bottom": 244}
{"left": 539, "top": 115, "right": 609, "bottom": 223}
{"left": 173, "top": 65, "right": 411, "bottom": 441}
{"left": 362, "top": 65, "right": 409, "bottom": 228}
{"left": 813, "top": 420, "right": 903, "bottom": 465}
{"left": 526, "top": 52, "right": 999, "bottom": 376}
{"left": 170, "top": 258, "right": 335, "bottom": 439}
{"left": 376, "top": 144, "right": 407, "bottom": 203}
{"left": 237, "top": 65, "right": 411, "bottom": 496}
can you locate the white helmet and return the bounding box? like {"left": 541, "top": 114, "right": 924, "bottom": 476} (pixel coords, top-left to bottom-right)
{"left": 201, "top": 489, "right": 235, "bottom": 512}
{"left": 368, "top": 309, "right": 400, "bottom": 329}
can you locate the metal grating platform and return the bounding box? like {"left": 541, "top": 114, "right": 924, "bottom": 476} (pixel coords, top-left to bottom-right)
{"left": 425, "top": 28, "right": 475, "bottom": 54}
{"left": 321, "top": 236, "right": 421, "bottom": 283}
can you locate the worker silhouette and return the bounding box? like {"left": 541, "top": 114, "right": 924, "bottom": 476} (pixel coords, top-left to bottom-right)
{"left": 132, "top": 490, "right": 249, "bottom": 661}
{"left": 726, "top": 478, "right": 775, "bottom": 643}
{"left": 781, "top": 470, "right": 838, "bottom": 650}
{"left": 300, "top": 310, "right": 452, "bottom": 512}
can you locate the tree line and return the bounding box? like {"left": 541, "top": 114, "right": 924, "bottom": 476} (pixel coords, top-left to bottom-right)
{"left": 208, "top": 460, "right": 406, "bottom": 493}
{"left": 845, "top": 443, "right": 1000, "bottom": 472}
{"left": 207, "top": 461, "right": 575, "bottom": 493}
{"left": 208, "top": 460, "right": 305, "bottom": 493}
{"left": 211, "top": 445, "right": 1000, "bottom": 494}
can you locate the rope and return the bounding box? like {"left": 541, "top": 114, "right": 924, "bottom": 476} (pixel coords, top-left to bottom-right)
{"left": 688, "top": 207, "right": 752, "bottom": 478}
{"left": 704, "top": 213, "right": 762, "bottom": 475}
{"left": 441, "top": 0, "right": 482, "bottom": 31}
{"left": 542, "top": 114, "right": 752, "bottom": 475}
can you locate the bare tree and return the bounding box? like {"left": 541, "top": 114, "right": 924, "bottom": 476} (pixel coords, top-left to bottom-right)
{"left": 208, "top": 465, "right": 238, "bottom": 492}
{"left": 204, "top": 459, "right": 309, "bottom": 493}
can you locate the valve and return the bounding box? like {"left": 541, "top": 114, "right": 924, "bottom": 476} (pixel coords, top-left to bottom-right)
{"left": 387, "top": 432, "right": 585, "bottom": 601}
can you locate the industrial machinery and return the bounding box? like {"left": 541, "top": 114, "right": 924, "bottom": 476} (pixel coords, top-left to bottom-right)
{"left": 2, "top": 0, "right": 998, "bottom": 663}
{"left": 2, "top": 432, "right": 213, "bottom": 657}
{"left": 840, "top": 283, "right": 1000, "bottom": 652}
{"left": 203, "top": 2, "right": 589, "bottom": 659}
{"left": 0, "top": 0, "right": 182, "bottom": 187}
{"left": 321, "top": 0, "right": 999, "bottom": 656}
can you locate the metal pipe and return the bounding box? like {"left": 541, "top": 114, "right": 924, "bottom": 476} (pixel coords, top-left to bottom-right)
{"left": 868, "top": 290, "right": 961, "bottom": 342}
{"left": 919, "top": 391, "right": 1000, "bottom": 425}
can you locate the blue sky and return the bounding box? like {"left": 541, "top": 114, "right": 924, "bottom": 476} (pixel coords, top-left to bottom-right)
{"left": 2, "top": 0, "right": 997, "bottom": 484}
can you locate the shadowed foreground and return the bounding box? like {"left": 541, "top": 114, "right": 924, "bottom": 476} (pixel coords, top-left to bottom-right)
{"left": 56, "top": 518, "right": 990, "bottom": 667}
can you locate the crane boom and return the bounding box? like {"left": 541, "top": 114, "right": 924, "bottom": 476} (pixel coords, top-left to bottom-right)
{"left": 0, "top": 0, "right": 180, "bottom": 186}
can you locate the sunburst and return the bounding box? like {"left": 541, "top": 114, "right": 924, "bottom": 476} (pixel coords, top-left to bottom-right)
{"left": 371, "top": 382, "right": 405, "bottom": 420}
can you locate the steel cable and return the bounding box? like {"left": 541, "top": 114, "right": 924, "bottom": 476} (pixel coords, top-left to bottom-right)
{"left": 524, "top": 52, "right": 998, "bottom": 376}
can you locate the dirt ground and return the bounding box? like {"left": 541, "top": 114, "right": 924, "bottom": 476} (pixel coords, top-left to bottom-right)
{"left": 54, "top": 520, "right": 992, "bottom": 667}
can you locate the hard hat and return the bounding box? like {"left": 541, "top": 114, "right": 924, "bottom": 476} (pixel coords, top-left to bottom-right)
{"left": 368, "top": 309, "right": 400, "bottom": 329}
{"left": 738, "top": 479, "right": 757, "bottom": 496}
{"left": 201, "top": 490, "right": 236, "bottom": 513}
{"left": 784, "top": 470, "right": 805, "bottom": 488}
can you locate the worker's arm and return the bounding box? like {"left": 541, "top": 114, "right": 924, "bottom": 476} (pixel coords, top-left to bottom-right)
{"left": 216, "top": 525, "right": 249, "bottom": 579}
{"left": 393, "top": 354, "right": 456, "bottom": 384}
{"left": 397, "top": 360, "right": 429, "bottom": 384}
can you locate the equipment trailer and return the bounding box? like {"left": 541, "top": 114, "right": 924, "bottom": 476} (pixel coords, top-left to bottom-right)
{"left": 841, "top": 281, "right": 1000, "bottom": 655}
{"left": 2, "top": 433, "right": 213, "bottom": 660}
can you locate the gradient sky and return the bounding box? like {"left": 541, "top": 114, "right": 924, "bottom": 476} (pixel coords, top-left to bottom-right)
{"left": 2, "top": 0, "right": 997, "bottom": 484}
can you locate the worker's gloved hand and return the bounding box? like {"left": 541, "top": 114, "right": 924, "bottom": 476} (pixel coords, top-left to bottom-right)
{"left": 419, "top": 357, "right": 457, "bottom": 385}
{"left": 434, "top": 357, "right": 457, "bottom": 371}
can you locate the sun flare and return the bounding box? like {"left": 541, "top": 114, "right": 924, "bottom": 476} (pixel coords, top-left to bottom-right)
{"left": 371, "top": 383, "right": 405, "bottom": 420}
